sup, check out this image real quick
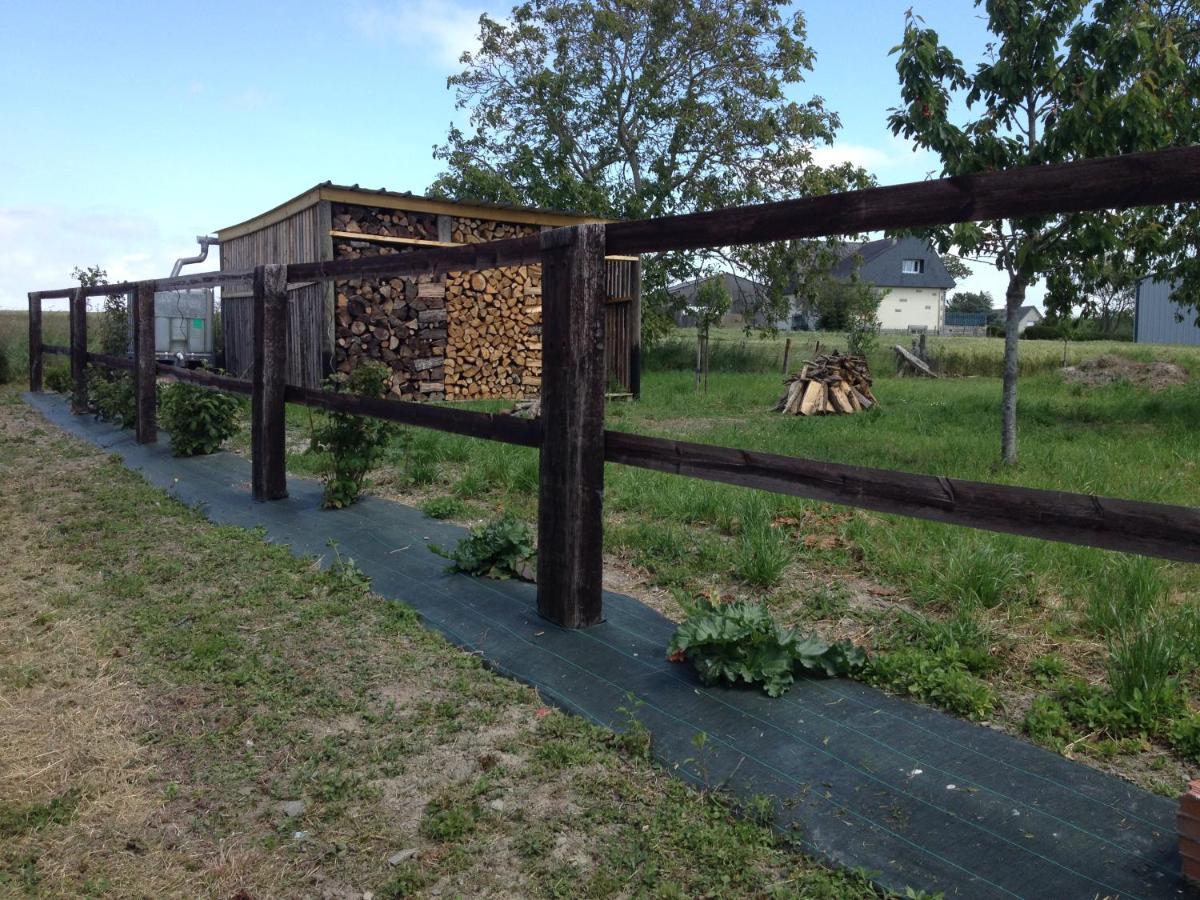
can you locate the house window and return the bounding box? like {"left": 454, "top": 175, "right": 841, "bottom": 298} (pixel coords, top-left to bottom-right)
{"left": 902, "top": 259, "right": 925, "bottom": 274}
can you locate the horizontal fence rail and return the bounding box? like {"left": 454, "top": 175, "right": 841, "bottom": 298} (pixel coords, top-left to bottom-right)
{"left": 605, "top": 145, "right": 1200, "bottom": 256}
{"left": 76, "top": 350, "right": 1200, "bottom": 564}
{"left": 30, "top": 143, "right": 1200, "bottom": 624}
{"left": 604, "top": 431, "right": 1200, "bottom": 563}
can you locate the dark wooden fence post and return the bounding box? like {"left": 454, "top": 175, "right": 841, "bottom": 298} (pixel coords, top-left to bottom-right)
{"left": 27, "top": 293, "right": 42, "bottom": 392}
{"left": 252, "top": 264, "right": 288, "bottom": 501}
{"left": 70, "top": 286, "right": 87, "bottom": 413}
{"left": 134, "top": 282, "right": 157, "bottom": 444}
{"left": 536, "top": 224, "right": 607, "bottom": 628}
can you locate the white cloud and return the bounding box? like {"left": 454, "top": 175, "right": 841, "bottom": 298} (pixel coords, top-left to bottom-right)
{"left": 812, "top": 134, "right": 939, "bottom": 182}
{"left": 0, "top": 207, "right": 216, "bottom": 310}
{"left": 348, "top": 0, "right": 488, "bottom": 67}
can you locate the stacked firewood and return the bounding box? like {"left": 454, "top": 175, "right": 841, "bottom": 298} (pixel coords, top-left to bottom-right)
{"left": 775, "top": 352, "right": 878, "bottom": 415}
{"left": 333, "top": 239, "right": 447, "bottom": 401}
{"left": 452, "top": 216, "right": 536, "bottom": 244}
{"left": 444, "top": 265, "right": 543, "bottom": 399}
{"left": 332, "top": 203, "right": 437, "bottom": 240}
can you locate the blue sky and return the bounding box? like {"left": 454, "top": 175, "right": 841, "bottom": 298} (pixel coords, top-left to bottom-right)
{"left": 0, "top": 0, "right": 1027, "bottom": 309}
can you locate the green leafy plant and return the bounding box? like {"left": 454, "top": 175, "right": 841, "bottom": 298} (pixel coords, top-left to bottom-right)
{"left": 326, "top": 539, "right": 371, "bottom": 593}
{"left": 159, "top": 380, "right": 241, "bottom": 456}
{"left": 87, "top": 367, "right": 135, "bottom": 427}
{"left": 866, "top": 649, "right": 996, "bottom": 721}
{"left": 436, "top": 513, "right": 535, "bottom": 580}
{"left": 1169, "top": 713, "right": 1200, "bottom": 763}
{"left": 312, "top": 362, "right": 395, "bottom": 509}
{"left": 0, "top": 342, "right": 11, "bottom": 385}
{"left": 421, "top": 496, "right": 466, "bottom": 520}
{"left": 667, "top": 597, "right": 866, "bottom": 697}
{"left": 44, "top": 366, "right": 71, "bottom": 394}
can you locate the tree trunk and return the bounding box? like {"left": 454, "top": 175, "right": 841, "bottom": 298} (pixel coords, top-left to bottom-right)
{"left": 1001, "top": 276, "right": 1027, "bottom": 465}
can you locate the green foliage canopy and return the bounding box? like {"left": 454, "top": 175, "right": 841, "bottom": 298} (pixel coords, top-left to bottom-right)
{"left": 947, "top": 290, "right": 994, "bottom": 315}
{"left": 429, "top": 0, "right": 873, "bottom": 342}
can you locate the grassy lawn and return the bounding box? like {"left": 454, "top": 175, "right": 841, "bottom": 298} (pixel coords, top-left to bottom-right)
{"left": 0, "top": 385, "right": 886, "bottom": 898}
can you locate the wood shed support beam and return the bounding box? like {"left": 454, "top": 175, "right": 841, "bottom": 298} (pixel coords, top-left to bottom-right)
{"left": 536, "top": 224, "right": 607, "bottom": 628}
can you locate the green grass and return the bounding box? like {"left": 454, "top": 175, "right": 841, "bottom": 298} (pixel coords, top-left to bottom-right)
{"left": 1, "top": 385, "right": 885, "bottom": 898}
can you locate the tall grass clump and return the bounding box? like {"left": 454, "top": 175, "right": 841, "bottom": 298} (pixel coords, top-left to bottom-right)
{"left": 734, "top": 522, "right": 792, "bottom": 588}
{"left": 923, "top": 542, "right": 1028, "bottom": 610}
{"left": 1084, "top": 555, "right": 1168, "bottom": 636}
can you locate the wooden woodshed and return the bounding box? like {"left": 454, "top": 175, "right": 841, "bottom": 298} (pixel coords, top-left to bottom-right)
{"left": 216, "top": 183, "right": 641, "bottom": 399}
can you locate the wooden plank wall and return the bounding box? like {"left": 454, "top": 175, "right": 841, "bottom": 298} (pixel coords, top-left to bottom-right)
{"left": 604, "top": 259, "right": 637, "bottom": 391}
{"left": 220, "top": 204, "right": 328, "bottom": 387}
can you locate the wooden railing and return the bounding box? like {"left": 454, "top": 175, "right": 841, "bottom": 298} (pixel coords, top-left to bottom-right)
{"left": 28, "top": 145, "right": 1200, "bottom": 627}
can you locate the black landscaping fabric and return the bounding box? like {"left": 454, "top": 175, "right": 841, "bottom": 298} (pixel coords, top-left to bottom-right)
{"left": 24, "top": 392, "right": 1188, "bottom": 899}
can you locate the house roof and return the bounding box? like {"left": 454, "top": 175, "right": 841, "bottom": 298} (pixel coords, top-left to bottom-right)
{"left": 991, "top": 306, "right": 1043, "bottom": 320}
{"left": 667, "top": 272, "right": 765, "bottom": 313}
{"left": 831, "top": 236, "right": 956, "bottom": 290}
{"left": 216, "top": 182, "right": 614, "bottom": 241}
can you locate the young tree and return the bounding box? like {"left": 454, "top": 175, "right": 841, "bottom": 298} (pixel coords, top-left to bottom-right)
{"left": 71, "top": 265, "right": 130, "bottom": 357}
{"left": 889, "top": 1, "right": 1194, "bottom": 463}
{"left": 947, "top": 290, "right": 994, "bottom": 315}
{"left": 430, "top": 0, "right": 871, "bottom": 343}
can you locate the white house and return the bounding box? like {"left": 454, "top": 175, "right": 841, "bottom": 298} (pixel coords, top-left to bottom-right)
{"left": 828, "top": 237, "right": 957, "bottom": 332}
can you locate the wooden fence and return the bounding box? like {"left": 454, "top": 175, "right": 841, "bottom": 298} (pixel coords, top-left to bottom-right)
{"left": 28, "top": 145, "right": 1200, "bottom": 627}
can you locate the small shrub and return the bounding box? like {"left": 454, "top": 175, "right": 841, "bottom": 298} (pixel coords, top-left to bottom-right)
{"left": 667, "top": 597, "right": 866, "bottom": 697}
{"left": 87, "top": 367, "right": 135, "bottom": 427}
{"left": 311, "top": 362, "right": 395, "bottom": 509}
{"left": 1169, "top": 713, "right": 1200, "bottom": 763}
{"left": 159, "top": 381, "right": 241, "bottom": 456}
{"left": 44, "top": 366, "right": 71, "bottom": 394}
{"left": 421, "top": 496, "right": 466, "bottom": 520}
{"left": 0, "top": 344, "right": 11, "bottom": 385}
{"left": 437, "top": 513, "right": 535, "bottom": 579}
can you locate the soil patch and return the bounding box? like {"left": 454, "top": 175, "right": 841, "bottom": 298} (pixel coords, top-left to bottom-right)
{"left": 1061, "top": 355, "right": 1188, "bottom": 390}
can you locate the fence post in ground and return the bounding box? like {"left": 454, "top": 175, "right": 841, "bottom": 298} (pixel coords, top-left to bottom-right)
{"left": 536, "top": 224, "right": 607, "bottom": 628}
{"left": 27, "top": 293, "right": 42, "bottom": 392}
{"left": 252, "top": 264, "right": 289, "bottom": 501}
{"left": 134, "top": 281, "right": 157, "bottom": 444}
{"left": 70, "top": 286, "right": 87, "bottom": 413}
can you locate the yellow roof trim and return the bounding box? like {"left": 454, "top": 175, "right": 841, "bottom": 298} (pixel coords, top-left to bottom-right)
{"left": 216, "top": 184, "right": 612, "bottom": 241}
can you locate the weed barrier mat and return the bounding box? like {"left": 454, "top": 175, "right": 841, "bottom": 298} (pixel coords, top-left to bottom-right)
{"left": 25, "top": 393, "right": 1187, "bottom": 899}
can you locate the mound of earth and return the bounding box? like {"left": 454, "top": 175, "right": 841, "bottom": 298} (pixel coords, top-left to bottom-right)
{"left": 1061, "top": 355, "right": 1188, "bottom": 390}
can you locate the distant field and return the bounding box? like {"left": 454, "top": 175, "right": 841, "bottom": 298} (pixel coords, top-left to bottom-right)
{"left": 663, "top": 326, "right": 1200, "bottom": 378}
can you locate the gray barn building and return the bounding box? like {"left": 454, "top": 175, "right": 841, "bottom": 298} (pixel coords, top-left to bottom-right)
{"left": 1134, "top": 278, "right": 1200, "bottom": 346}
